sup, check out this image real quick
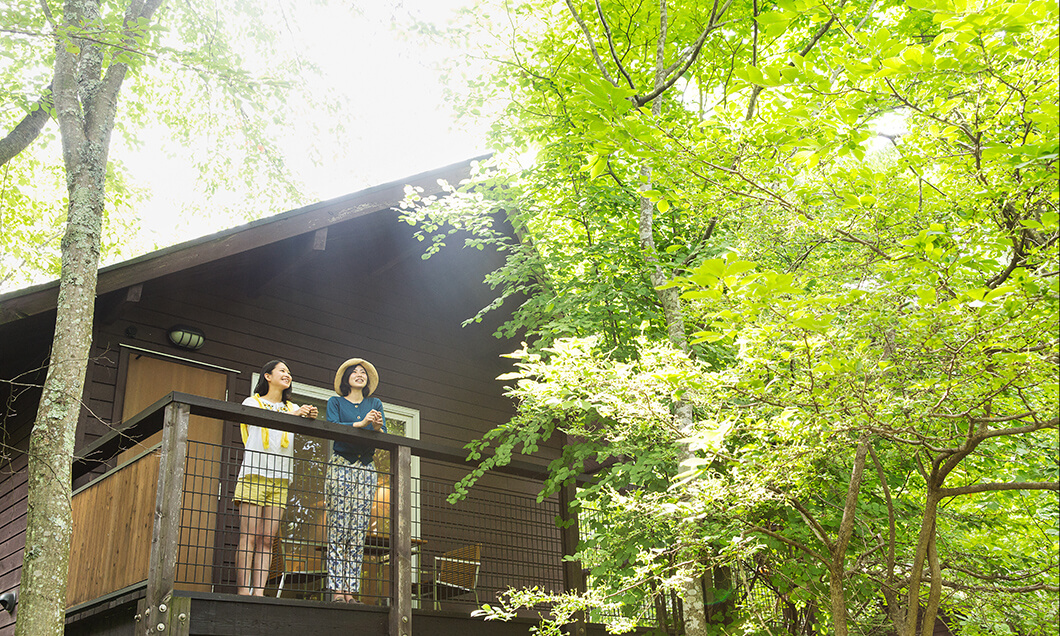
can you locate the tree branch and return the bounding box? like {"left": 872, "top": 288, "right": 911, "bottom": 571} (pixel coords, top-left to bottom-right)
{"left": 937, "top": 481, "right": 1059, "bottom": 498}
{"left": 34, "top": 0, "right": 55, "bottom": 29}
{"left": 868, "top": 444, "right": 896, "bottom": 594}
{"left": 835, "top": 228, "right": 892, "bottom": 260}
{"left": 928, "top": 410, "right": 1035, "bottom": 423}
{"left": 636, "top": 0, "right": 734, "bottom": 107}
{"left": 943, "top": 561, "right": 1058, "bottom": 583}
{"left": 594, "top": 0, "right": 635, "bottom": 89}
{"left": 835, "top": 435, "right": 869, "bottom": 569}
{"left": 744, "top": 524, "right": 827, "bottom": 565}
{"left": 746, "top": 14, "right": 836, "bottom": 120}
{"left": 920, "top": 577, "right": 1059, "bottom": 594}
{"left": 973, "top": 417, "right": 1058, "bottom": 441}
{"left": 0, "top": 83, "right": 53, "bottom": 167}
{"left": 88, "top": 0, "right": 164, "bottom": 138}
{"left": 985, "top": 228, "right": 1028, "bottom": 289}
{"left": 983, "top": 340, "right": 1057, "bottom": 355}
{"left": 564, "top": 0, "right": 619, "bottom": 87}
{"left": 785, "top": 495, "right": 836, "bottom": 554}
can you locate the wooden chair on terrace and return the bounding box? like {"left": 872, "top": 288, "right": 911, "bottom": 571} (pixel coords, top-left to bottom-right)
{"left": 413, "top": 543, "right": 482, "bottom": 610}
{"left": 266, "top": 529, "right": 326, "bottom": 600}
{"left": 265, "top": 531, "right": 286, "bottom": 597}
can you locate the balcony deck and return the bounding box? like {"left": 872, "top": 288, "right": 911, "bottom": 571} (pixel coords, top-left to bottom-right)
{"left": 63, "top": 392, "right": 609, "bottom": 636}
{"left": 66, "top": 585, "right": 607, "bottom": 636}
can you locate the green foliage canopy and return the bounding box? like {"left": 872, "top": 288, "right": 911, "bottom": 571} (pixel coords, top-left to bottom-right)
{"left": 0, "top": 0, "right": 342, "bottom": 289}
{"left": 407, "top": 0, "right": 1058, "bottom": 633}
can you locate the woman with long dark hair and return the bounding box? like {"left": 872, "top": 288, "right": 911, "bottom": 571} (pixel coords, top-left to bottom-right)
{"left": 234, "top": 359, "right": 318, "bottom": 596}
{"left": 326, "top": 357, "right": 386, "bottom": 603}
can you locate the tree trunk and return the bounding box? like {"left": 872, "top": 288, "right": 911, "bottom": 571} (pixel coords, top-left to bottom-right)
{"left": 635, "top": 3, "right": 708, "bottom": 632}
{"left": 921, "top": 526, "right": 943, "bottom": 636}
{"left": 900, "top": 490, "right": 940, "bottom": 636}
{"left": 638, "top": 116, "right": 710, "bottom": 636}
{"left": 15, "top": 139, "right": 105, "bottom": 636}
{"left": 638, "top": 79, "right": 711, "bottom": 636}
{"left": 14, "top": 0, "right": 161, "bottom": 632}
{"left": 827, "top": 436, "right": 870, "bottom": 636}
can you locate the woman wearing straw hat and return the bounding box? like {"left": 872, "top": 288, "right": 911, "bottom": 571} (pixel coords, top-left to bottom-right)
{"left": 325, "top": 357, "right": 387, "bottom": 603}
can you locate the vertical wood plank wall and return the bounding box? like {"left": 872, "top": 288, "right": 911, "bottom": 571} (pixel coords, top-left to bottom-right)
{"left": 66, "top": 450, "right": 159, "bottom": 606}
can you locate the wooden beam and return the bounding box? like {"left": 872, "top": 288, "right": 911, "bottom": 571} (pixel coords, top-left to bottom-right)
{"left": 245, "top": 228, "right": 330, "bottom": 297}
{"left": 98, "top": 284, "right": 143, "bottom": 325}
{"left": 143, "top": 401, "right": 190, "bottom": 635}
{"left": 136, "top": 594, "right": 190, "bottom": 636}
{"left": 313, "top": 227, "right": 328, "bottom": 251}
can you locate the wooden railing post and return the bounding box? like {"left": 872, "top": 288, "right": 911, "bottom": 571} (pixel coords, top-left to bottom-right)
{"left": 560, "top": 483, "right": 587, "bottom": 636}
{"left": 140, "top": 401, "right": 190, "bottom": 636}
{"left": 389, "top": 445, "right": 412, "bottom": 636}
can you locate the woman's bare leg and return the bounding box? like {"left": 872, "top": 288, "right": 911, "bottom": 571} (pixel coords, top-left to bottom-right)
{"left": 236, "top": 502, "right": 263, "bottom": 595}
{"left": 249, "top": 505, "right": 284, "bottom": 595}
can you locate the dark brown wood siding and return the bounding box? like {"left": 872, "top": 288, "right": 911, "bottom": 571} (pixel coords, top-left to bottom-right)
{"left": 0, "top": 312, "right": 51, "bottom": 635}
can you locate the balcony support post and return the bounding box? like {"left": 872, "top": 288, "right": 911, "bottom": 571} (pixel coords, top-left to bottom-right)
{"left": 389, "top": 445, "right": 412, "bottom": 636}
{"left": 143, "top": 401, "right": 190, "bottom": 635}
{"left": 560, "top": 483, "right": 587, "bottom": 636}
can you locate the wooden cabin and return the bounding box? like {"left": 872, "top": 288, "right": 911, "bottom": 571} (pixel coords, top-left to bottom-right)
{"left": 0, "top": 158, "right": 598, "bottom": 636}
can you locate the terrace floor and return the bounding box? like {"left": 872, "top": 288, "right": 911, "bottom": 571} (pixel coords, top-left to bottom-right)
{"left": 65, "top": 583, "right": 626, "bottom": 636}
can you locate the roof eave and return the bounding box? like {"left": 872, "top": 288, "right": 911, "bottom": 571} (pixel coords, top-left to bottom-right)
{"left": 0, "top": 155, "right": 489, "bottom": 324}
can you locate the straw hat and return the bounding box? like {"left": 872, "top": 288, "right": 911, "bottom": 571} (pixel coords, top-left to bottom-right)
{"left": 334, "top": 358, "right": 379, "bottom": 396}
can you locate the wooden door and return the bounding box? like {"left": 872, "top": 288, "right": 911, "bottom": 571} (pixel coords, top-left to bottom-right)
{"left": 117, "top": 353, "right": 228, "bottom": 460}
{"left": 119, "top": 354, "right": 228, "bottom": 592}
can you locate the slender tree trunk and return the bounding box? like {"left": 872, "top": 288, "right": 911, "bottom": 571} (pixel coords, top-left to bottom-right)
{"left": 15, "top": 32, "right": 109, "bottom": 636}
{"left": 900, "top": 490, "right": 940, "bottom": 636}
{"left": 16, "top": 164, "right": 104, "bottom": 636}
{"left": 640, "top": 154, "right": 710, "bottom": 636}
{"left": 870, "top": 445, "right": 907, "bottom": 631}
{"left": 635, "top": 3, "right": 709, "bottom": 632}
{"left": 827, "top": 435, "right": 870, "bottom": 636}
{"left": 15, "top": 1, "right": 161, "bottom": 632}
{"left": 921, "top": 525, "right": 943, "bottom": 636}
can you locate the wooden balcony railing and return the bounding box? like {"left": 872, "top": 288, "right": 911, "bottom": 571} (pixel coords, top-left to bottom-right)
{"left": 68, "top": 392, "right": 576, "bottom": 636}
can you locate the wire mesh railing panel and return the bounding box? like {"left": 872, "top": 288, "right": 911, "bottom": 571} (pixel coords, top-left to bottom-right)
{"left": 413, "top": 474, "right": 565, "bottom": 612}
{"left": 169, "top": 435, "right": 568, "bottom": 613}
{"left": 176, "top": 438, "right": 389, "bottom": 604}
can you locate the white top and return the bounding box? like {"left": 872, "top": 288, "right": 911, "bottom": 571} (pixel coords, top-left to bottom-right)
{"left": 238, "top": 395, "right": 296, "bottom": 482}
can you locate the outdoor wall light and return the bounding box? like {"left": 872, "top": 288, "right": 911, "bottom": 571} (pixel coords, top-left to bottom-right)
{"left": 167, "top": 325, "right": 205, "bottom": 350}
{"left": 0, "top": 590, "right": 16, "bottom": 614}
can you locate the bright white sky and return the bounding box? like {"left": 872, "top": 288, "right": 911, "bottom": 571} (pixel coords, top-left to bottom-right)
{"left": 123, "top": 0, "right": 485, "bottom": 250}
{"left": 5, "top": 0, "right": 909, "bottom": 290}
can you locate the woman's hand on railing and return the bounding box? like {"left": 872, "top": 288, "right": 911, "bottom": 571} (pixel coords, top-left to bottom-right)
{"left": 294, "top": 404, "right": 318, "bottom": 418}
{"left": 365, "top": 409, "right": 384, "bottom": 430}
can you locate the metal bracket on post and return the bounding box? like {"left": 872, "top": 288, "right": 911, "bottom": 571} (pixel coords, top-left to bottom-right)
{"left": 389, "top": 445, "right": 412, "bottom": 636}
{"left": 136, "top": 595, "right": 190, "bottom": 636}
